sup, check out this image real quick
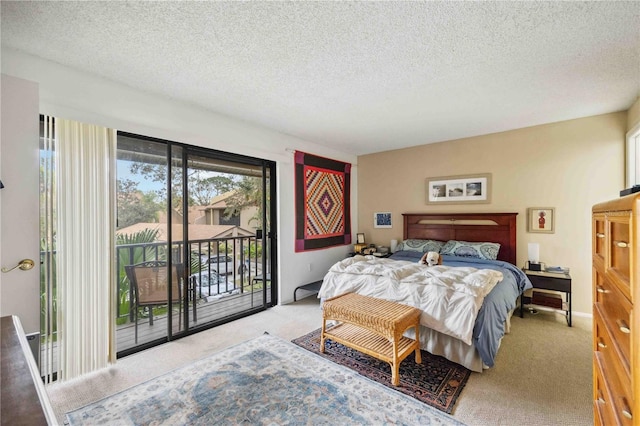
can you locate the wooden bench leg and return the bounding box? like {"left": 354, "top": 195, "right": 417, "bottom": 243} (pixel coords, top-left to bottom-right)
{"left": 392, "top": 340, "right": 400, "bottom": 386}
{"left": 320, "top": 320, "right": 327, "bottom": 354}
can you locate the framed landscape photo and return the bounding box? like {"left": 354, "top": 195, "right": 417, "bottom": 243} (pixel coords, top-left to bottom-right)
{"left": 425, "top": 173, "right": 491, "bottom": 205}
{"left": 374, "top": 212, "right": 392, "bottom": 228}
{"left": 527, "top": 207, "right": 555, "bottom": 233}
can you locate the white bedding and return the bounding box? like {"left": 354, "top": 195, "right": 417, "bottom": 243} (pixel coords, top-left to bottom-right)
{"left": 318, "top": 255, "right": 503, "bottom": 345}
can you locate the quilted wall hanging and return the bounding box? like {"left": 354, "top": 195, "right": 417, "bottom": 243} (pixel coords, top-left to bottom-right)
{"left": 295, "top": 151, "right": 351, "bottom": 252}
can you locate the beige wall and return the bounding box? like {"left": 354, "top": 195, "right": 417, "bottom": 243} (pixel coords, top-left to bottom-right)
{"left": 358, "top": 112, "right": 627, "bottom": 315}
{"left": 628, "top": 96, "right": 640, "bottom": 132}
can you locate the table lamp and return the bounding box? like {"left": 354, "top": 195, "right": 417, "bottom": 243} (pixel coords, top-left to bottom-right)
{"left": 528, "top": 243, "right": 543, "bottom": 271}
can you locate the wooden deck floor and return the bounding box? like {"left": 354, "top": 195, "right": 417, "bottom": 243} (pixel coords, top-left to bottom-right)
{"left": 35, "top": 285, "right": 273, "bottom": 377}
{"left": 116, "top": 286, "right": 272, "bottom": 352}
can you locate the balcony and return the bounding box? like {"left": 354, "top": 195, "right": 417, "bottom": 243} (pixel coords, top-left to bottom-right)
{"left": 116, "top": 279, "right": 272, "bottom": 351}
{"left": 39, "top": 234, "right": 271, "bottom": 369}
{"left": 115, "top": 235, "right": 270, "bottom": 350}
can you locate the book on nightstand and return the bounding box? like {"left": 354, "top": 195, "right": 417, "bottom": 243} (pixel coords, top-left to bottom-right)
{"left": 545, "top": 266, "right": 570, "bottom": 274}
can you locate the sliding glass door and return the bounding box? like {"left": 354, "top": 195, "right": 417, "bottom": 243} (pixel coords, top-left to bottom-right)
{"left": 115, "top": 133, "right": 277, "bottom": 355}
{"left": 40, "top": 120, "right": 277, "bottom": 377}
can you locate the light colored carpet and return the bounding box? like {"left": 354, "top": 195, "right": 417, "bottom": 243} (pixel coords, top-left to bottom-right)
{"left": 455, "top": 310, "right": 592, "bottom": 426}
{"left": 47, "top": 297, "right": 592, "bottom": 426}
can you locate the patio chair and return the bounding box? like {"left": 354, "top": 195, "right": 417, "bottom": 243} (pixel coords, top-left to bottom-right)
{"left": 124, "top": 261, "right": 185, "bottom": 344}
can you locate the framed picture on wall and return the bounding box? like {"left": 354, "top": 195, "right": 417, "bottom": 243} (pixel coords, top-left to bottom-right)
{"left": 373, "top": 212, "right": 392, "bottom": 228}
{"left": 527, "top": 207, "right": 555, "bottom": 233}
{"left": 425, "top": 173, "right": 492, "bottom": 204}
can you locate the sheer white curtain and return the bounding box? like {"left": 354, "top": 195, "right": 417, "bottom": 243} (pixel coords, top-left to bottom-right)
{"left": 54, "top": 118, "right": 117, "bottom": 381}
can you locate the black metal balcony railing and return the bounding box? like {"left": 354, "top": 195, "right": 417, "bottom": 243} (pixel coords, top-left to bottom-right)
{"left": 36, "top": 234, "right": 270, "bottom": 374}
{"left": 39, "top": 234, "right": 269, "bottom": 344}
{"left": 115, "top": 235, "right": 267, "bottom": 323}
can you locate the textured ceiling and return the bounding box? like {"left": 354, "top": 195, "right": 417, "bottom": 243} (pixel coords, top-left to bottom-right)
{"left": 1, "top": 1, "right": 639, "bottom": 156}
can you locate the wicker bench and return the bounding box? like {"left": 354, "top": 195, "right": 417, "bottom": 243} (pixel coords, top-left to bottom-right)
{"left": 321, "top": 292, "right": 421, "bottom": 385}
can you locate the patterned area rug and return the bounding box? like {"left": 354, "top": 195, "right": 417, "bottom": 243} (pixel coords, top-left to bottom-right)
{"left": 66, "top": 334, "right": 464, "bottom": 425}
{"left": 292, "top": 328, "right": 471, "bottom": 414}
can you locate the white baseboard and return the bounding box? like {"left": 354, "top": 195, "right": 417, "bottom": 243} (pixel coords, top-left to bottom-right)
{"left": 524, "top": 305, "right": 592, "bottom": 319}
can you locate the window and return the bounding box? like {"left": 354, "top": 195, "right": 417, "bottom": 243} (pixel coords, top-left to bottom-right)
{"left": 115, "top": 132, "right": 277, "bottom": 356}
{"left": 627, "top": 124, "right": 640, "bottom": 187}
{"left": 40, "top": 119, "right": 278, "bottom": 370}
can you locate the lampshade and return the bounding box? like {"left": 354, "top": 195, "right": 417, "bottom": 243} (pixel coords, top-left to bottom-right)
{"left": 528, "top": 243, "right": 540, "bottom": 263}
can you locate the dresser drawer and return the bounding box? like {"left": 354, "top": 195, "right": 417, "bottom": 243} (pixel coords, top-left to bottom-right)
{"left": 593, "top": 213, "right": 606, "bottom": 266}
{"left": 594, "top": 312, "right": 634, "bottom": 425}
{"left": 594, "top": 352, "right": 634, "bottom": 426}
{"left": 594, "top": 356, "right": 620, "bottom": 426}
{"left": 594, "top": 279, "right": 632, "bottom": 369}
{"left": 607, "top": 215, "right": 632, "bottom": 300}
{"left": 593, "top": 269, "right": 605, "bottom": 303}
{"left": 594, "top": 308, "right": 631, "bottom": 387}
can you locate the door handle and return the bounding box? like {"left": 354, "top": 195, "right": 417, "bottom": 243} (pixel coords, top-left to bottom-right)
{"left": 1, "top": 259, "right": 35, "bottom": 273}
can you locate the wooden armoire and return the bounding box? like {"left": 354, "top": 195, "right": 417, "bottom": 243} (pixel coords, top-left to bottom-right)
{"left": 592, "top": 193, "right": 639, "bottom": 425}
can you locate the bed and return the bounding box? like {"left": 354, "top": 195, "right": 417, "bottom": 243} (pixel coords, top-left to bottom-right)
{"left": 318, "top": 212, "right": 532, "bottom": 372}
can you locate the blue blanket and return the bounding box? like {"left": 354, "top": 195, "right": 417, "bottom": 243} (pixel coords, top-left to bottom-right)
{"left": 389, "top": 251, "right": 532, "bottom": 367}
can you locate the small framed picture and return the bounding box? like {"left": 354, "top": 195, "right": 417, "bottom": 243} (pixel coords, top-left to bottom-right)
{"left": 356, "top": 233, "right": 365, "bottom": 244}
{"left": 374, "top": 212, "right": 392, "bottom": 228}
{"left": 527, "top": 207, "right": 555, "bottom": 233}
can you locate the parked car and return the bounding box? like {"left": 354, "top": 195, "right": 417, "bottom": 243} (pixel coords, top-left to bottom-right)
{"left": 200, "top": 254, "right": 234, "bottom": 275}
{"left": 190, "top": 270, "right": 238, "bottom": 301}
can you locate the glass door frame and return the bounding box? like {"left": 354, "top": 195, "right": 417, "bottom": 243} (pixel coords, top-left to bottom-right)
{"left": 116, "top": 132, "right": 277, "bottom": 357}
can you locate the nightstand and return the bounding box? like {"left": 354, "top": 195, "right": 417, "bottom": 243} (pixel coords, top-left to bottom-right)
{"left": 521, "top": 269, "right": 572, "bottom": 327}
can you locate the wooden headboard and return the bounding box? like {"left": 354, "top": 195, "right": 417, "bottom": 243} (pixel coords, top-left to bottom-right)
{"left": 402, "top": 212, "right": 518, "bottom": 265}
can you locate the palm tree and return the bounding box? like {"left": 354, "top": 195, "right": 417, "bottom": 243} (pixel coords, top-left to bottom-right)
{"left": 116, "top": 228, "right": 161, "bottom": 324}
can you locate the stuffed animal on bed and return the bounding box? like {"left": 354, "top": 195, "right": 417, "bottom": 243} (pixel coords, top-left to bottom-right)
{"left": 418, "top": 251, "right": 442, "bottom": 266}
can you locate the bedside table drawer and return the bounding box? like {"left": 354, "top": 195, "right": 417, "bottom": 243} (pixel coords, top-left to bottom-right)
{"left": 527, "top": 274, "right": 571, "bottom": 293}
